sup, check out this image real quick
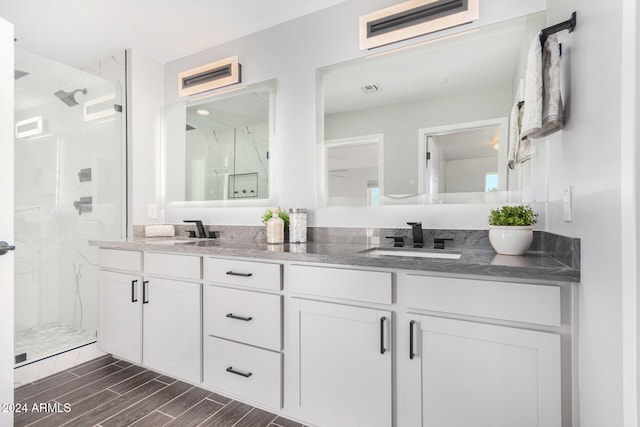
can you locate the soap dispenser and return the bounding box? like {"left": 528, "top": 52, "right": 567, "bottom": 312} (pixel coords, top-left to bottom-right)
{"left": 266, "top": 209, "right": 284, "bottom": 244}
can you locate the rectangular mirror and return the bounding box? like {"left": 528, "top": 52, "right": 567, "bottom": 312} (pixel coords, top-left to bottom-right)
{"left": 164, "top": 79, "right": 276, "bottom": 206}
{"left": 317, "top": 12, "right": 548, "bottom": 206}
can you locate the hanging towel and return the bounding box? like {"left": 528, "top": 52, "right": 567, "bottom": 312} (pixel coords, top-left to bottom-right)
{"left": 521, "top": 34, "right": 564, "bottom": 139}
{"left": 520, "top": 34, "right": 543, "bottom": 140}
{"left": 507, "top": 101, "right": 535, "bottom": 169}
{"left": 538, "top": 34, "right": 564, "bottom": 137}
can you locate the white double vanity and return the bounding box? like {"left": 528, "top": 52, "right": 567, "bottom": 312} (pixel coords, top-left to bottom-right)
{"left": 95, "top": 236, "right": 578, "bottom": 427}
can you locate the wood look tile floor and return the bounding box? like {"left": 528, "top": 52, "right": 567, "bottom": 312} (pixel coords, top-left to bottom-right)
{"left": 14, "top": 355, "right": 307, "bottom": 427}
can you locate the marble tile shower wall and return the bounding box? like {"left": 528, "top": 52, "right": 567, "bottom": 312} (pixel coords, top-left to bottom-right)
{"left": 14, "top": 50, "right": 127, "bottom": 362}
{"left": 136, "top": 224, "right": 580, "bottom": 270}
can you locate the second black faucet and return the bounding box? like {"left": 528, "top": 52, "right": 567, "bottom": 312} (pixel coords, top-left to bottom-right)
{"left": 407, "top": 222, "right": 423, "bottom": 248}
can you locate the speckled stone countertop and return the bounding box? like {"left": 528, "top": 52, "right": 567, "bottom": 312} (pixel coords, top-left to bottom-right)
{"left": 91, "top": 232, "right": 580, "bottom": 283}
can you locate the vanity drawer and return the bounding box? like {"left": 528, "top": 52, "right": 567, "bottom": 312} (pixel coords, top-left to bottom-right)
{"left": 98, "top": 248, "right": 142, "bottom": 272}
{"left": 204, "top": 285, "right": 282, "bottom": 351}
{"left": 289, "top": 264, "right": 392, "bottom": 304}
{"left": 405, "top": 275, "right": 561, "bottom": 327}
{"left": 203, "top": 336, "right": 282, "bottom": 409}
{"left": 205, "top": 258, "right": 282, "bottom": 291}
{"left": 144, "top": 252, "right": 201, "bottom": 280}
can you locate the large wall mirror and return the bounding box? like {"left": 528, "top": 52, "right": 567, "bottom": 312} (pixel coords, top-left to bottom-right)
{"left": 164, "top": 79, "right": 275, "bottom": 206}
{"left": 317, "top": 12, "right": 548, "bottom": 206}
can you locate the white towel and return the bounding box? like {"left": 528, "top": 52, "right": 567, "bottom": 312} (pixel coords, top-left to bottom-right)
{"left": 521, "top": 34, "right": 564, "bottom": 140}
{"left": 507, "top": 101, "right": 535, "bottom": 169}
{"left": 144, "top": 225, "right": 175, "bottom": 237}
{"left": 538, "top": 34, "right": 564, "bottom": 137}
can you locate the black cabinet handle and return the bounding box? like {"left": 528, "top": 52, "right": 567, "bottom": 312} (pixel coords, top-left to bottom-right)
{"left": 226, "top": 271, "right": 253, "bottom": 277}
{"left": 131, "top": 280, "right": 138, "bottom": 303}
{"left": 226, "top": 313, "right": 253, "bottom": 322}
{"left": 380, "top": 316, "right": 387, "bottom": 354}
{"left": 409, "top": 320, "right": 416, "bottom": 360}
{"left": 142, "top": 280, "right": 149, "bottom": 304}
{"left": 226, "top": 366, "right": 252, "bottom": 378}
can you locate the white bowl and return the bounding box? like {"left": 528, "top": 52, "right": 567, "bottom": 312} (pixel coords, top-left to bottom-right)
{"left": 488, "top": 226, "right": 533, "bottom": 256}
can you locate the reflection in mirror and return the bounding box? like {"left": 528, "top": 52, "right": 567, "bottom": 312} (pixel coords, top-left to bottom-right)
{"left": 317, "top": 12, "right": 548, "bottom": 205}
{"left": 324, "top": 134, "right": 383, "bottom": 206}
{"left": 417, "top": 118, "right": 508, "bottom": 204}
{"left": 165, "top": 80, "right": 275, "bottom": 206}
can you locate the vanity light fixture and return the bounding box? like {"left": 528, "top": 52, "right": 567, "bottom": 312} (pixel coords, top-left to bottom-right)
{"left": 178, "top": 56, "right": 241, "bottom": 97}
{"left": 359, "top": 0, "right": 479, "bottom": 50}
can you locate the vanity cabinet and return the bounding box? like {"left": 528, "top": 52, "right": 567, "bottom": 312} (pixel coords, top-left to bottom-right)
{"left": 97, "top": 249, "right": 202, "bottom": 384}
{"left": 98, "top": 249, "right": 143, "bottom": 363}
{"left": 98, "top": 269, "right": 143, "bottom": 363}
{"left": 288, "top": 264, "right": 393, "bottom": 427}
{"left": 402, "top": 274, "right": 564, "bottom": 427}
{"left": 202, "top": 257, "right": 283, "bottom": 409}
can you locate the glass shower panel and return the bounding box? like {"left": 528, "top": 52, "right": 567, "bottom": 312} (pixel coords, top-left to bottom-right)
{"left": 13, "top": 48, "right": 125, "bottom": 364}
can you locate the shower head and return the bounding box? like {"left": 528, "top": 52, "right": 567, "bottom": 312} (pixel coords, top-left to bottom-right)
{"left": 54, "top": 88, "right": 87, "bottom": 107}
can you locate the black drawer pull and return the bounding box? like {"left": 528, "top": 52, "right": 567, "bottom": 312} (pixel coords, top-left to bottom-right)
{"left": 409, "top": 320, "right": 416, "bottom": 360}
{"left": 380, "top": 316, "right": 387, "bottom": 354}
{"left": 142, "top": 280, "right": 149, "bottom": 304}
{"left": 226, "top": 271, "right": 253, "bottom": 277}
{"left": 226, "top": 313, "right": 253, "bottom": 322}
{"left": 131, "top": 280, "right": 138, "bottom": 303}
{"left": 226, "top": 366, "right": 253, "bottom": 378}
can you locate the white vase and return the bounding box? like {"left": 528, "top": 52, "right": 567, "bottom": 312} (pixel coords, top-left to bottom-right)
{"left": 488, "top": 225, "right": 533, "bottom": 256}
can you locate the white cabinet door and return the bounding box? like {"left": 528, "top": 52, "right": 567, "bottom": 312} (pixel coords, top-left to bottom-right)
{"left": 406, "top": 315, "right": 561, "bottom": 427}
{"left": 142, "top": 277, "right": 201, "bottom": 383}
{"left": 294, "top": 299, "right": 392, "bottom": 427}
{"left": 98, "top": 270, "right": 142, "bottom": 363}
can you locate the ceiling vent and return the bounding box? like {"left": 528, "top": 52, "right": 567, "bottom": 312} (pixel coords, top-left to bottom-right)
{"left": 178, "top": 56, "right": 241, "bottom": 97}
{"left": 361, "top": 83, "right": 382, "bottom": 94}
{"left": 359, "top": 0, "right": 479, "bottom": 50}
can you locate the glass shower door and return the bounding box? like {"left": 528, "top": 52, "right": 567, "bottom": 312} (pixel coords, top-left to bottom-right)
{"left": 13, "top": 48, "right": 125, "bottom": 364}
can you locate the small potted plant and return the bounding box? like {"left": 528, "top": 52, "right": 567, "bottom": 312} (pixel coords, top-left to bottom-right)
{"left": 488, "top": 205, "right": 538, "bottom": 255}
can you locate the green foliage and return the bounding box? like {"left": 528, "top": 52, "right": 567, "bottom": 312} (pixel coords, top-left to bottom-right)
{"left": 261, "top": 207, "right": 290, "bottom": 228}
{"left": 489, "top": 205, "right": 538, "bottom": 226}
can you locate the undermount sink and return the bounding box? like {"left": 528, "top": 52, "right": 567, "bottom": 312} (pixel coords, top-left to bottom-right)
{"left": 144, "top": 239, "right": 199, "bottom": 245}
{"left": 361, "top": 247, "right": 462, "bottom": 259}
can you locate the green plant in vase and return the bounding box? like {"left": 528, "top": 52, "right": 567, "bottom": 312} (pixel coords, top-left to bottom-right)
{"left": 488, "top": 205, "right": 538, "bottom": 256}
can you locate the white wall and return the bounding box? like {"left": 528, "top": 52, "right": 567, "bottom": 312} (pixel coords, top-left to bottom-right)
{"left": 446, "top": 156, "right": 497, "bottom": 193}
{"left": 543, "top": 1, "right": 635, "bottom": 426}
{"left": 128, "top": 50, "right": 164, "bottom": 228}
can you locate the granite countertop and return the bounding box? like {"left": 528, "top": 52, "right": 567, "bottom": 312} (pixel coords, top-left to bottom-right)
{"left": 91, "top": 237, "right": 580, "bottom": 283}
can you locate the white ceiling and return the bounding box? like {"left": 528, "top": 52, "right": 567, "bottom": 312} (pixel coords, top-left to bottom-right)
{"left": 0, "top": 0, "right": 348, "bottom": 68}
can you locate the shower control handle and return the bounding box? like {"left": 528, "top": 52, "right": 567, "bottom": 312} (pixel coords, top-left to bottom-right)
{"left": 0, "top": 241, "right": 16, "bottom": 256}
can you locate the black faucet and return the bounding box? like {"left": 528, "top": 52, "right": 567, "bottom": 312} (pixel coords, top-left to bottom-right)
{"left": 183, "top": 220, "right": 207, "bottom": 238}
{"left": 434, "top": 237, "right": 454, "bottom": 249}
{"left": 386, "top": 236, "right": 404, "bottom": 247}
{"left": 407, "top": 222, "right": 423, "bottom": 248}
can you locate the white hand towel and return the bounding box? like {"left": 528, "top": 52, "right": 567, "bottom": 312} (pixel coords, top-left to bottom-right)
{"left": 521, "top": 34, "right": 564, "bottom": 140}
{"left": 508, "top": 101, "right": 535, "bottom": 169}
{"left": 144, "top": 225, "right": 175, "bottom": 237}
{"left": 537, "top": 34, "right": 564, "bottom": 137}
{"left": 520, "top": 34, "right": 543, "bottom": 140}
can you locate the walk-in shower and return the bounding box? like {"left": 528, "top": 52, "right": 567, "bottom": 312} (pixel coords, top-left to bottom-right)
{"left": 13, "top": 48, "right": 126, "bottom": 365}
